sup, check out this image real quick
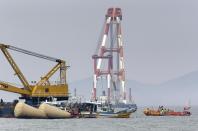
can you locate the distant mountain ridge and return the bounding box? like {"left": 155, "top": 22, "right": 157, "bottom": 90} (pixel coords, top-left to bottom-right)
{"left": 158, "top": 70, "right": 198, "bottom": 88}
{"left": 69, "top": 71, "right": 198, "bottom": 106}
{"left": 1, "top": 71, "right": 197, "bottom": 105}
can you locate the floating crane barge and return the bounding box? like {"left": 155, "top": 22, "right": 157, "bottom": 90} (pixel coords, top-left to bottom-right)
{"left": 0, "top": 43, "right": 69, "bottom": 105}
{"left": 0, "top": 43, "right": 72, "bottom": 118}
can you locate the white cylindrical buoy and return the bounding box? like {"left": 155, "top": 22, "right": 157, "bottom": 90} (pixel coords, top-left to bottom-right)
{"left": 39, "top": 103, "right": 71, "bottom": 119}
{"left": 14, "top": 102, "right": 47, "bottom": 118}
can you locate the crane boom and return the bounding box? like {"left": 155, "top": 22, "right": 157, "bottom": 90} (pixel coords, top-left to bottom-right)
{"left": 5, "top": 44, "right": 67, "bottom": 84}
{"left": 32, "top": 63, "right": 61, "bottom": 94}
{"left": 36, "top": 63, "right": 61, "bottom": 86}
{"left": 0, "top": 44, "right": 31, "bottom": 90}
{"left": 0, "top": 81, "right": 30, "bottom": 95}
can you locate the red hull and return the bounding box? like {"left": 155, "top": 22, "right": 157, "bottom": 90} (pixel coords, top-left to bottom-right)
{"left": 144, "top": 108, "right": 191, "bottom": 116}
{"left": 166, "top": 111, "right": 191, "bottom": 116}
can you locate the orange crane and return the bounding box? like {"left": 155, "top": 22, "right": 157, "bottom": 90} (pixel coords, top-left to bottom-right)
{"left": 0, "top": 43, "right": 69, "bottom": 105}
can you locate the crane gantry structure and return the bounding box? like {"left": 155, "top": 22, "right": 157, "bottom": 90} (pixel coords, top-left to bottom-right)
{"left": 0, "top": 43, "right": 69, "bottom": 105}
{"left": 92, "top": 8, "right": 126, "bottom": 104}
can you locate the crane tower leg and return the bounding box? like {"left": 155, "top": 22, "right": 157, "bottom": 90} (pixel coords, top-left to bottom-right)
{"left": 92, "top": 8, "right": 126, "bottom": 104}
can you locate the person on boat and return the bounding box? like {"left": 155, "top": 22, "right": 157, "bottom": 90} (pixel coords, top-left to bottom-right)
{"left": 78, "top": 106, "right": 81, "bottom": 116}
{"left": 89, "top": 106, "right": 93, "bottom": 114}
{"left": 158, "top": 106, "right": 163, "bottom": 111}
{"left": 159, "top": 106, "right": 165, "bottom": 115}
{"left": 163, "top": 108, "right": 168, "bottom": 115}
{"left": 0, "top": 98, "right": 3, "bottom": 104}
{"left": 183, "top": 106, "right": 191, "bottom": 115}
{"left": 184, "top": 106, "right": 190, "bottom": 111}
{"left": 160, "top": 109, "right": 163, "bottom": 115}
{"left": 144, "top": 108, "right": 150, "bottom": 115}
{"left": 158, "top": 106, "right": 160, "bottom": 111}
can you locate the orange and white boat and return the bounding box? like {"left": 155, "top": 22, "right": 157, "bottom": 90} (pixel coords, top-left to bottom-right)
{"left": 144, "top": 105, "right": 191, "bottom": 116}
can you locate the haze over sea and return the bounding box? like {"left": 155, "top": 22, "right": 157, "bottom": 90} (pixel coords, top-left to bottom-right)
{"left": 0, "top": 106, "right": 197, "bottom": 131}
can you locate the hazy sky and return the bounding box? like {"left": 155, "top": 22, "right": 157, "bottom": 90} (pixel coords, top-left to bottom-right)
{"left": 1, "top": 0, "right": 198, "bottom": 86}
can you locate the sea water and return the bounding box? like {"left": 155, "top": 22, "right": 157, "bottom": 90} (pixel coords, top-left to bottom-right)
{"left": 0, "top": 106, "right": 197, "bottom": 131}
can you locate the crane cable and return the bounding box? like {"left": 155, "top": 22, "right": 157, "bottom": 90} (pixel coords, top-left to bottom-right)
{"left": 8, "top": 45, "right": 62, "bottom": 63}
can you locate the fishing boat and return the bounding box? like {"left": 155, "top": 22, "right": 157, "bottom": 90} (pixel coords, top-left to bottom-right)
{"left": 99, "top": 108, "right": 131, "bottom": 118}
{"left": 79, "top": 102, "right": 98, "bottom": 118}
{"left": 96, "top": 102, "right": 132, "bottom": 118}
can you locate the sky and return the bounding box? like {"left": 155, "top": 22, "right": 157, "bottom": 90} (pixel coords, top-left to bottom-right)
{"left": 0, "top": 0, "right": 198, "bottom": 101}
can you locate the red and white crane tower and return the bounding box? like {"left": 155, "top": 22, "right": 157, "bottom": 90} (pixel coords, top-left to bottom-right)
{"left": 92, "top": 8, "right": 126, "bottom": 104}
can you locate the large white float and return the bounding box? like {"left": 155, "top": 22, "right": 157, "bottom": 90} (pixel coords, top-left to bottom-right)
{"left": 39, "top": 103, "right": 71, "bottom": 119}
{"left": 14, "top": 102, "right": 47, "bottom": 118}
{"left": 14, "top": 102, "right": 71, "bottom": 119}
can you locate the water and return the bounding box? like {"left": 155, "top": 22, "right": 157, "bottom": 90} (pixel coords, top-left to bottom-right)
{"left": 0, "top": 107, "right": 197, "bottom": 131}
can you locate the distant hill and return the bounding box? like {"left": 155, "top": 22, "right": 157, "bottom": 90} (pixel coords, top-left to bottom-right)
{"left": 0, "top": 71, "right": 197, "bottom": 105}
{"left": 69, "top": 71, "right": 198, "bottom": 106}
{"left": 158, "top": 71, "right": 198, "bottom": 89}
{"left": 153, "top": 71, "right": 198, "bottom": 106}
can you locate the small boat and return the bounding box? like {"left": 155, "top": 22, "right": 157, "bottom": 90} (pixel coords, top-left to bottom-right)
{"left": 79, "top": 102, "right": 98, "bottom": 118}
{"left": 38, "top": 100, "right": 98, "bottom": 118}
{"left": 97, "top": 103, "right": 132, "bottom": 118}
{"left": 144, "top": 106, "right": 191, "bottom": 116}
{"left": 99, "top": 110, "right": 131, "bottom": 118}
{"left": 112, "top": 103, "right": 137, "bottom": 113}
